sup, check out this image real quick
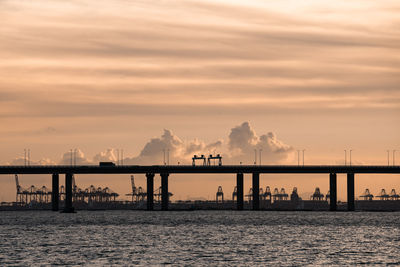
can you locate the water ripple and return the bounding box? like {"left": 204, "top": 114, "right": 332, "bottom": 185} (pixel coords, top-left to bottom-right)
{"left": 0, "top": 211, "right": 399, "bottom": 265}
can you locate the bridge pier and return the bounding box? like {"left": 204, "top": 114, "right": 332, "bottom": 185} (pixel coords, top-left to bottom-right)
{"left": 51, "top": 173, "right": 59, "bottom": 211}
{"left": 347, "top": 173, "right": 355, "bottom": 211}
{"left": 329, "top": 173, "right": 337, "bottom": 211}
{"left": 62, "top": 173, "right": 74, "bottom": 213}
{"left": 252, "top": 173, "right": 260, "bottom": 210}
{"left": 236, "top": 173, "right": 244, "bottom": 210}
{"left": 161, "top": 173, "right": 169, "bottom": 211}
{"left": 146, "top": 173, "right": 154, "bottom": 211}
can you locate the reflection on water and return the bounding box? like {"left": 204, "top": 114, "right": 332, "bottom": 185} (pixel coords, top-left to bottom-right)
{"left": 0, "top": 211, "right": 399, "bottom": 265}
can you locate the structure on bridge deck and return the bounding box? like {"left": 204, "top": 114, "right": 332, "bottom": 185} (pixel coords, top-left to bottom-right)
{"left": 192, "top": 155, "right": 207, "bottom": 166}
{"left": 207, "top": 154, "right": 222, "bottom": 166}
{"left": 193, "top": 154, "right": 223, "bottom": 166}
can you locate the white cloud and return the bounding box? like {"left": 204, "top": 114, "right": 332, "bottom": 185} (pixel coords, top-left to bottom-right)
{"left": 123, "top": 122, "right": 293, "bottom": 165}
{"left": 8, "top": 157, "right": 55, "bottom": 166}
{"left": 6, "top": 122, "right": 295, "bottom": 165}
{"left": 227, "top": 122, "right": 294, "bottom": 164}
{"left": 59, "top": 149, "right": 91, "bottom": 165}
{"left": 93, "top": 148, "right": 117, "bottom": 163}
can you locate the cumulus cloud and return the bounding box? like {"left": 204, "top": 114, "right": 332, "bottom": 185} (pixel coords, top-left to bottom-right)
{"left": 124, "top": 129, "right": 222, "bottom": 165}
{"left": 8, "top": 157, "right": 55, "bottom": 166}
{"left": 59, "top": 149, "right": 92, "bottom": 165}
{"left": 227, "top": 122, "right": 294, "bottom": 164}
{"left": 5, "top": 123, "right": 294, "bottom": 165}
{"left": 93, "top": 148, "right": 117, "bottom": 163}
{"left": 123, "top": 122, "right": 292, "bottom": 165}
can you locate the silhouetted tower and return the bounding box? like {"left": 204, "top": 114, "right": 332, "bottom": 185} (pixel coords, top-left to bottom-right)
{"left": 377, "top": 189, "right": 390, "bottom": 200}
{"left": 264, "top": 186, "right": 272, "bottom": 201}
{"left": 14, "top": 174, "right": 26, "bottom": 204}
{"left": 232, "top": 186, "right": 237, "bottom": 201}
{"left": 125, "top": 175, "right": 138, "bottom": 202}
{"left": 246, "top": 188, "right": 253, "bottom": 202}
{"left": 359, "top": 189, "right": 374, "bottom": 201}
{"left": 290, "top": 187, "right": 300, "bottom": 202}
{"left": 390, "top": 189, "right": 399, "bottom": 200}
{"left": 259, "top": 188, "right": 265, "bottom": 201}
{"left": 137, "top": 187, "right": 145, "bottom": 201}
{"left": 325, "top": 190, "right": 330, "bottom": 201}
{"left": 216, "top": 186, "right": 224, "bottom": 203}
{"left": 272, "top": 188, "right": 279, "bottom": 202}
{"left": 311, "top": 187, "right": 324, "bottom": 201}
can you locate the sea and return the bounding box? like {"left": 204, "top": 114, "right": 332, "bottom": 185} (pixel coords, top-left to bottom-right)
{"left": 0, "top": 210, "right": 399, "bottom": 266}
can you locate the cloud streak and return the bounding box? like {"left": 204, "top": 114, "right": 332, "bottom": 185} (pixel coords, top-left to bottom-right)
{"left": 0, "top": 0, "right": 399, "bottom": 121}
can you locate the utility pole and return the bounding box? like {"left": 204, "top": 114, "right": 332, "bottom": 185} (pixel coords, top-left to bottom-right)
{"left": 254, "top": 149, "right": 257, "bottom": 165}
{"left": 387, "top": 150, "right": 390, "bottom": 166}
{"left": 259, "top": 149, "right": 262, "bottom": 166}
{"left": 350, "top": 150, "right": 352, "bottom": 166}
{"left": 394, "top": 150, "right": 397, "bottom": 166}
{"left": 27, "top": 149, "right": 30, "bottom": 166}
{"left": 24, "top": 149, "right": 26, "bottom": 167}
{"left": 297, "top": 150, "right": 300, "bottom": 166}
{"left": 163, "top": 149, "right": 166, "bottom": 165}
{"left": 302, "top": 149, "right": 305, "bottom": 166}
{"left": 344, "top": 150, "right": 347, "bottom": 166}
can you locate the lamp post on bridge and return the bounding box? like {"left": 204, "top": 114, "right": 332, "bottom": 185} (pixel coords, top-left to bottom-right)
{"left": 387, "top": 150, "right": 390, "bottom": 166}
{"left": 297, "top": 149, "right": 305, "bottom": 166}
{"left": 350, "top": 150, "right": 352, "bottom": 166}
{"left": 297, "top": 150, "right": 300, "bottom": 166}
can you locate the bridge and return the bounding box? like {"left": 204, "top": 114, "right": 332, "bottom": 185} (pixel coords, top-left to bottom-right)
{"left": 1, "top": 165, "right": 399, "bottom": 212}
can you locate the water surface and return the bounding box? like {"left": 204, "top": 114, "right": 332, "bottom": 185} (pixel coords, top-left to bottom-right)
{"left": 0, "top": 211, "right": 399, "bottom": 265}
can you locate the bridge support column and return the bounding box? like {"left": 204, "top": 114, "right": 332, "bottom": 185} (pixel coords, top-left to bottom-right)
{"left": 236, "top": 173, "right": 244, "bottom": 210}
{"left": 252, "top": 173, "right": 260, "bottom": 210}
{"left": 347, "top": 173, "right": 355, "bottom": 211}
{"left": 63, "top": 173, "right": 74, "bottom": 213}
{"left": 329, "top": 173, "right": 337, "bottom": 211}
{"left": 51, "top": 173, "right": 59, "bottom": 211}
{"left": 161, "top": 173, "right": 169, "bottom": 211}
{"left": 146, "top": 173, "right": 154, "bottom": 211}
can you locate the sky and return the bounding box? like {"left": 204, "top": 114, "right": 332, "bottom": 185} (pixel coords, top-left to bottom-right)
{"left": 0, "top": 0, "right": 399, "bottom": 202}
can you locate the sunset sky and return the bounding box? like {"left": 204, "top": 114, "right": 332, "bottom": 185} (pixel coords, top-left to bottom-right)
{"left": 0, "top": 0, "right": 399, "bottom": 201}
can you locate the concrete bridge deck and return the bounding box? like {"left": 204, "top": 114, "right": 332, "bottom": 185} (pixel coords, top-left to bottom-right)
{"left": 0, "top": 165, "right": 399, "bottom": 174}
{"left": 1, "top": 165, "right": 399, "bottom": 213}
